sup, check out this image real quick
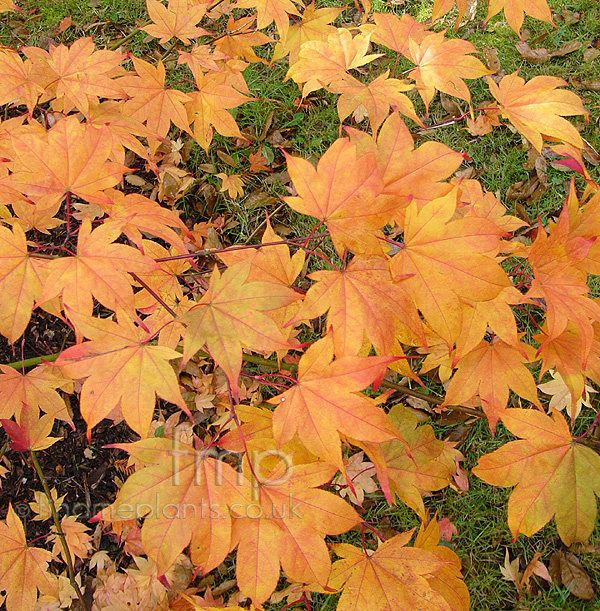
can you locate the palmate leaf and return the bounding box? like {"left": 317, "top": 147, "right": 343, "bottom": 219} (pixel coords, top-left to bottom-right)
{"left": 473, "top": 408, "right": 600, "bottom": 546}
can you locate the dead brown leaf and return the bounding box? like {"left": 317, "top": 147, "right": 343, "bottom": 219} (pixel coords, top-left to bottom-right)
{"left": 482, "top": 46, "right": 500, "bottom": 72}
{"left": 549, "top": 551, "right": 594, "bottom": 600}
{"left": 515, "top": 41, "right": 551, "bottom": 63}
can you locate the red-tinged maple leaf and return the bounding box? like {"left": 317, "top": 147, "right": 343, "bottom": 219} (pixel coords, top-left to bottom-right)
{"left": 0, "top": 49, "right": 45, "bottom": 113}
{"left": 358, "top": 405, "right": 460, "bottom": 515}
{"left": 118, "top": 57, "right": 191, "bottom": 153}
{"left": 94, "top": 437, "right": 252, "bottom": 575}
{"left": 100, "top": 188, "right": 189, "bottom": 255}
{"left": 0, "top": 505, "right": 58, "bottom": 611}
{"left": 55, "top": 310, "right": 187, "bottom": 438}
{"left": 330, "top": 71, "right": 422, "bottom": 133}
{"left": 22, "top": 37, "right": 125, "bottom": 115}
{"left": 406, "top": 31, "right": 491, "bottom": 112}
{"left": 234, "top": 0, "right": 301, "bottom": 45}
{"left": 0, "top": 364, "right": 72, "bottom": 424}
{"left": 285, "top": 138, "right": 391, "bottom": 256}
{"left": 273, "top": 1, "right": 344, "bottom": 64}
{"left": 525, "top": 204, "right": 600, "bottom": 364}
{"left": 269, "top": 334, "right": 399, "bottom": 471}
{"left": 389, "top": 190, "right": 510, "bottom": 345}
{"left": 328, "top": 528, "right": 466, "bottom": 611}
{"left": 288, "top": 255, "right": 423, "bottom": 357}
{"left": 181, "top": 260, "right": 299, "bottom": 392}
{"left": 185, "top": 70, "right": 251, "bottom": 151}
{"left": 0, "top": 223, "right": 46, "bottom": 342}
{"left": 143, "top": 0, "right": 209, "bottom": 44}
{"left": 371, "top": 13, "right": 427, "bottom": 57}
{"left": 286, "top": 27, "right": 382, "bottom": 97}
{"left": 233, "top": 461, "right": 360, "bottom": 604}
{"left": 7, "top": 116, "right": 129, "bottom": 209}
{"left": 486, "top": 72, "right": 586, "bottom": 152}
{"left": 485, "top": 0, "right": 554, "bottom": 36}
{"left": 211, "top": 16, "right": 272, "bottom": 64}
{"left": 443, "top": 339, "right": 542, "bottom": 430}
{"left": 346, "top": 113, "right": 464, "bottom": 225}
{"left": 473, "top": 408, "right": 600, "bottom": 546}
{"left": 39, "top": 218, "right": 159, "bottom": 323}
{"left": 1, "top": 410, "right": 59, "bottom": 452}
{"left": 566, "top": 186, "right": 600, "bottom": 275}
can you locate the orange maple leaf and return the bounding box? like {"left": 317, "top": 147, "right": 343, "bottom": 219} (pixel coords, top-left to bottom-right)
{"left": 284, "top": 138, "right": 390, "bottom": 256}
{"left": 233, "top": 461, "right": 360, "bottom": 604}
{"left": 22, "top": 37, "right": 125, "bottom": 115}
{"left": 485, "top": 0, "right": 554, "bottom": 36}
{"left": 182, "top": 260, "right": 299, "bottom": 392}
{"left": 328, "top": 527, "right": 467, "bottom": 611}
{"left": 371, "top": 13, "right": 427, "bottom": 57}
{"left": 347, "top": 113, "right": 464, "bottom": 225}
{"left": 38, "top": 218, "right": 159, "bottom": 323}
{"left": 8, "top": 116, "right": 128, "bottom": 210}
{"left": 143, "top": 0, "right": 209, "bottom": 44}
{"left": 95, "top": 437, "right": 252, "bottom": 575}
{"left": 486, "top": 72, "right": 586, "bottom": 152}
{"left": 269, "top": 334, "right": 399, "bottom": 470}
{"left": 389, "top": 190, "right": 510, "bottom": 344}
{"left": 118, "top": 57, "right": 191, "bottom": 153}
{"left": 0, "top": 505, "right": 58, "bottom": 611}
{"left": 234, "top": 0, "right": 301, "bottom": 44}
{"left": 288, "top": 255, "right": 423, "bottom": 357}
{"left": 407, "top": 31, "right": 491, "bottom": 112}
{"left": 473, "top": 408, "right": 600, "bottom": 546}
{"left": 0, "top": 48, "right": 45, "bottom": 113}
{"left": 359, "top": 405, "right": 460, "bottom": 516}
{"left": 211, "top": 16, "right": 272, "bottom": 64}
{"left": 444, "top": 339, "right": 542, "bottom": 430}
{"left": 55, "top": 310, "right": 187, "bottom": 438}
{"left": 0, "top": 223, "right": 46, "bottom": 342}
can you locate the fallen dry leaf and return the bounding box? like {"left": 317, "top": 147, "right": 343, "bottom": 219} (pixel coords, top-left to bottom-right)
{"left": 549, "top": 551, "right": 594, "bottom": 599}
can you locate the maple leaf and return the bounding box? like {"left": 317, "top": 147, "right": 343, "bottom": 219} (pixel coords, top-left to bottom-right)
{"left": 525, "top": 204, "right": 600, "bottom": 363}
{"left": 234, "top": 0, "right": 301, "bottom": 45}
{"left": 346, "top": 113, "right": 464, "bottom": 225}
{"left": 407, "top": 31, "right": 491, "bottom": 112}
{"left": 288, "top": 255, "right": 423, "bottom": 357}
{"left": 486, "top": 72, "right": 586, "bottom": 152}
{"left": 0, "top": 48, "right": 45, "bottom": 113}
{"left": 1, "top": 410, "right": 60, "bottom": 452}
{"left": 485, "top": 0, "right": 554, "bottom": 36}
{"left": 444, "top": 339, "right": 542, "bottom": 431}
{"left": 118, "top": 57, "right": 191, "bottom": 153}
{"left": 328, "top": 528, "right": 466, "bottom": 611}
{"left": 0, "top": 363, "right": 72, "bottom": 424}
{"left": 185, "top": 70, "right": 251, "bottom": 151}
{"left": 182, "top": 260, "right": 299, "bottom": 392}
{"left": 359, "top": 404, "right": 460, "bottom": 516}
{"left": 95, "top": 437, "right": 252, "bottom": 575}
{"left": 143, "top": 0, "right": 209, "bottom": 44}
{"left": 29, "top": 488, "right": 66, "bottom": 521}
{"left": 211, "top": 16, "right": 272, "bottom": 64}
{"left": 330, "top": 71, "right": 422, "bottom": 133}
{"left": 233, "top": 461, "right": 360, "bottom": 604}
{"left": 285, "top": 138, "right": 391, "bottom": 256}
{"left": 0, "top": 223, "right": 46, "bottom": 342}
{"left": 55, "top": 310, "right": 188, "bottom": 438}
{"left": 272, "top": 1, "right": 345, "bottom": 64}
{"left": 100, "top": 188, "right": 189, "bottom": 255}
{"left": 22, "top": 37, "right": 125, "bottom": 115}
{"left": 7, "top": 116, "right": 128, "bottom": 209}
{"left": 389, "top": 190, "right": 510, "bottom": 344}
{"left": 38, "top": 219, "right": 158, "bottom": 324}
{"left": 286, "top": 27, "right": 381, "bottom": 97}
{"left": 0, "top": 505, "right": 58, "bottom": 611}
{"left": 473, "top": 408, "right": 600, "bottom": 546}
{"left": 217, "top": 172, "right": 245, "bottom": 199}
{"left": 333, "top": 451, "right": 378, "bottom": 505}
{"left": 431, "top": 0, "right": 468, "bottom": 28}
{"left": 177, "top": 44, "right": 231, "bottom": 76}
{"left": 269, "top": 334, "right": 399, "bottom": 470}
{"left": 371, "top": 13, "right": 427, "bottom": 57}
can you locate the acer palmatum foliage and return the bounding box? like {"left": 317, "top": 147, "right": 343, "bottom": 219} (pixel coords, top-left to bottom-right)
{"left": 0, "top": 0, "right": 597, "bottom": 609}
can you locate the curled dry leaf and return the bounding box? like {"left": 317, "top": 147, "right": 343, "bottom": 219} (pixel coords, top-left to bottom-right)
{"left": 548, "top": 551, "right": 594, "bottom": 600}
